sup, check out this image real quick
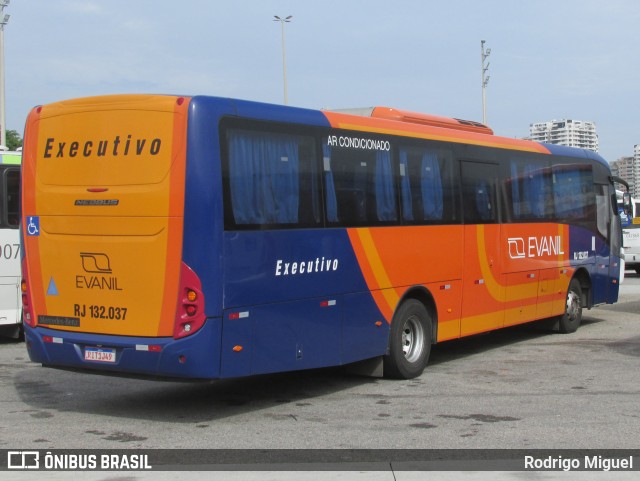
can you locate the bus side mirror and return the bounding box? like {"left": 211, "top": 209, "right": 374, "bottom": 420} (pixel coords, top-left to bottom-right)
{"left": 622, "top": 192, "right": 632, "bottom": 215}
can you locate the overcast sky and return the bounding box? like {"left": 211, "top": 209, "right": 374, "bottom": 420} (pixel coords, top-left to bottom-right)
{"left": 4, "top": 0, "right": 639, "bottom": 161}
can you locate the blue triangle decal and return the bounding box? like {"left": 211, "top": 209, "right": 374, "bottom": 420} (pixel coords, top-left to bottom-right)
{"left": 47, "top": 277, "right": 59, "bottom": 296}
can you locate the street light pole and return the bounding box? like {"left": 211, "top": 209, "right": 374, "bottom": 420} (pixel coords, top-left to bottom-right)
{"left": 481, "top": 40, "right": 490, "bottom": 126}
{"left": 0, "top": 0, "right": 10, "bottom": 149}
{"left": 273, "top": 15, "right": 292, "bottom": 105}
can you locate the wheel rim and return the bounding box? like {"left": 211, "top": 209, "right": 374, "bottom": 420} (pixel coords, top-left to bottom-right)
{"left": 566, "top": 290, "right": 581, "bottom": 321}
{"left": 402, "top": 314, "right": 425, "bottom": 363}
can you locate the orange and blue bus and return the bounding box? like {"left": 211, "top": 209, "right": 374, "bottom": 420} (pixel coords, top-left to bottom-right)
{"left": 20, "top": 95, "right": 623, "bottom": 379}
{"left": 0, "top": 150, "right": 22, "bottom": 338}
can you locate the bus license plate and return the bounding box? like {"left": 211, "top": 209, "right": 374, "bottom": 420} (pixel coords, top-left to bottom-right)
{"left": 84, "top": 347, "right": 116, "bottom": 363}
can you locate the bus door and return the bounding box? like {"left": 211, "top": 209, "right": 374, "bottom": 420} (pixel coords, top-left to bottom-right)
{"left": 594, "top": 183, "right": 620, "bottom": 303}
{"left": 460, "top": 161, "right": 504, "bottom": 336}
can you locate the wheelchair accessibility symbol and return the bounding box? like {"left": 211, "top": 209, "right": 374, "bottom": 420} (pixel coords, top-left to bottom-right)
{"left": 26, "top": 216, "right": 40, "bottom": 236}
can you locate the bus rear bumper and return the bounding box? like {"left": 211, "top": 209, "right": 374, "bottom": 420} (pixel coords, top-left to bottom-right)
{"left": 23, "top": 318, "right": 222, "bottom": 380}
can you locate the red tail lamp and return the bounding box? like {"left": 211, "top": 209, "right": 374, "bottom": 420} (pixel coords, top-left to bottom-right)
{"left": 173, "top": 263, "right": 205, "bottom": 339}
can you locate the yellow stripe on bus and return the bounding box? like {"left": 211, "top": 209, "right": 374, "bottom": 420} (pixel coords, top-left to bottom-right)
{"left": 355, "top": 228, "right": 400, "bottom": 316}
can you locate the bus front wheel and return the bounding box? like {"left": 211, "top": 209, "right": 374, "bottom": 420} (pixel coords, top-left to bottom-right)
{"left": 558, "top": 278, "right": 583, "bottom": 334}
{"left": 383, "top": 299, "right": 432, "bottom": 379}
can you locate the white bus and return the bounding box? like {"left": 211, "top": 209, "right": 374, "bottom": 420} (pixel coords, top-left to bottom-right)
{"left": 0, "top": 151, "right": 21, "bottom": 338}
{"left": 621, "top": 193, "right": 640, "bottom": 275}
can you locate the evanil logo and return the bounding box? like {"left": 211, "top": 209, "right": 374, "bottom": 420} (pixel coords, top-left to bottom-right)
{"left": 75, "top": 252, "right": 123, "bottom": 290}
{"left": 508, "top": 235, "right": 564, "bottom": 259}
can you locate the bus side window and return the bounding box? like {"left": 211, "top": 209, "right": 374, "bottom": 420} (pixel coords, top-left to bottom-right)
{"left": 399, "top": 147, "right": 453, "bottom": 223}
{"left": 461, "top": 161, "right": 499, "bottom": 224}
{"left": 4, "top": 169, "right": 20, "bottom": 228}
{"left": 507, "top": 159, "right": 553, "bottom": 221}
{"left": 323, "top": 137, "right": 397, "bottom": 226}
{"left": 225, "top": 129, "right": 320, "bottom": 228}
{"left": 552, "top": 164, "right": 594, "bottom": 222}
{"left": 595, "top": 184, "right": 611, "bottom": 241}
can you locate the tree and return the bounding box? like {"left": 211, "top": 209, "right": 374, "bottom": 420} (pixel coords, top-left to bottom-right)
{"left": 5, "top": 130, "right": 22, "bottom": 151}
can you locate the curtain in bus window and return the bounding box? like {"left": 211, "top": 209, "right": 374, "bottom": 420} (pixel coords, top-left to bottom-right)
{"left": 309, "top": 156, "right": 321, "bottom": 224}
{"left": 421, "top": 151, "right": 443, "bottom": 220}
{"left": 595, "top": 184, "right": 610, "bottom": 239}
{"left": 375, "top": 150, "right": 397, "bottom": 221}
{"left": 510, "top": 162, "right": 521, "bottom": 218}
{"left": 399, "top": 150, "right": 413, "bottom": 221}
{"left": 523, "top": 164, "right": 545, "bottom": 218}
{"left": 228, "top": 131, "right": 300, "bottom": 224}
{"left": 553, "top": 165, "right": 590, "bottom": 220}
{"left": 323, "top": 142, "right": 338, "bottom": 222}
{"left": 353, "top": 158, "right": 368, "bottom": 223}
{"left": 553, "top": 168, "right": 577, "bottom": 218}
{"left": 475, "top": 180, "right": 492, "bottom": 221}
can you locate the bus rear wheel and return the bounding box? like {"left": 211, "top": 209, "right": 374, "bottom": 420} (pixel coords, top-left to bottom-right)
{"left": 558, "top": 278, "right": 582, "bottom": 334}
{"left": 383, "top": 299, "right": 432, "bottom": 379}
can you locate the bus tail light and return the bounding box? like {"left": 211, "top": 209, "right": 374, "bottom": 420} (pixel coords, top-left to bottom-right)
{"left": 173, "top": 262, "right": 205, "bottom": 339}
{"left": 21, "top": 259, "right": 36, "bottom": 327}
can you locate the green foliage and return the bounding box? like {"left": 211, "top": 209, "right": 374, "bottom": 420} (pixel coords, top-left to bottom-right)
{"left": 6, "top": 130, "right": 22, "bottom": 151}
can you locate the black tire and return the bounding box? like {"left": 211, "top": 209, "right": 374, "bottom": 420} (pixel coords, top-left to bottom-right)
{"left": 383, "top": 299, "right": 432, "bottom": 379}
{"left": 558, "top": 278, "right": 582, "bottom": 334}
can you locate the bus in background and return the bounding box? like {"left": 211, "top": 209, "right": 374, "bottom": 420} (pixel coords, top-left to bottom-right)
{"left": 0, "top": 150, "right": 22, "bottom": 338}
{"left": 621, "top": 192, "right": 640, "bottom": 275}
{"left": 20, "top": 95, "right": 623, "bottom": 380}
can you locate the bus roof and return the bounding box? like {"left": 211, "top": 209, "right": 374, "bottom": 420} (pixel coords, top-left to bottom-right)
{"left": 329, "top": 106, "right": 494, "bottom": 135}
{"left": 539, "top": 142, "right": 610, "bottom": 168}
{"left": 320, "top": 106, "right": 550, "bottom": 155}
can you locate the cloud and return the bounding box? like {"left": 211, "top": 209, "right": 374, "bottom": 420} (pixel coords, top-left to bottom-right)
{"left": 60, "top": 1, "right": 104, "bottom": 15}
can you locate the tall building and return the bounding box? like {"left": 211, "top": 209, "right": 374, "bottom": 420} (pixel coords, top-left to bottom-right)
{"left": 529, "top": 119, "right": 599, "bottom": 153}
{"left": 610, "top": 151, "right": 640, "bottom": 197}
